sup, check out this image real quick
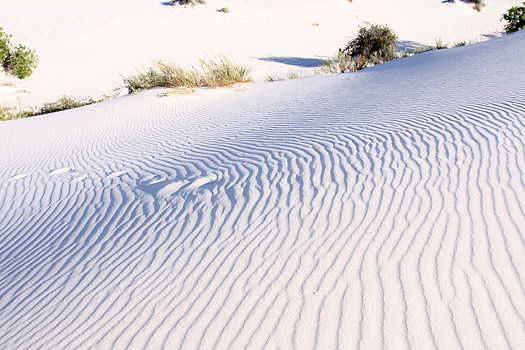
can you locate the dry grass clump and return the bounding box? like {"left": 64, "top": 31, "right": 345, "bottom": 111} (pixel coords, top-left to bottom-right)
{"left": 123, "top": 61, "right": 200, "bottom": 93}
{"left": 124, "top": 55, "right": 252, "bottom": 93}
{"left": 317, "top": 50, "right": 369, "bottom": 74}
{"left": 265, "top": 70, "right": 304, "bottom": 82}
{"left": 200, "top": 55, "right": 252, "bottom": 87}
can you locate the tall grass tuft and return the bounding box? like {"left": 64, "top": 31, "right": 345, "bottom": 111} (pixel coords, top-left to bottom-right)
{"left": 200, "top": 55, "right": 253, "bottom": 86}
{"left": 123, "top": 61, "right": 200, "bottom": 93}
{"left": 124, "top": 55, "right": 252, "bottom": 93}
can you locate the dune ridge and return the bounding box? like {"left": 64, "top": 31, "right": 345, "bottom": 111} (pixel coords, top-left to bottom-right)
{"left": 1, "top": 32, "right": 525, "bottom": 349}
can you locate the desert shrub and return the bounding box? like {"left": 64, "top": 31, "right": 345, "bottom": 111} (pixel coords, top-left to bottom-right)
{"left": 171, "top": 0, "right": 206, "bottom": 5}
{"left": 503, "top": 2, "right": 525, "bottom": 33}
{"left": 219, "top": 7, "right": 230, "bottom": 13}
{"left": 342, "top": 24, "right": 398, "bottom": 64}
{"left": 124, "top": 55, "right": 252, "bottom": 93}
{"left": 10, "top": 44, "right": 38, "bottom": 79}
{"left": 470, "top": 0, "right": 486, "bottom": 12}
{"left": 200, "top": 55, "right": 252, "bottom": 86}
{"left": 37, "top": 96, "right": 101, "bottom": 115}
{"left": 0, "top": 27, "right": 38, "bottom": 79}
{"left": 0, "top": 104, "right": 35, "bottom": 121}
{"left": 318, "top": 50, "right": 369, "bottom": 74}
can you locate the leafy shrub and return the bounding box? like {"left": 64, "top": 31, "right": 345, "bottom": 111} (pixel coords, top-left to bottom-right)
{"left": 342, "top": 24, "right": 398, "bottom": 64}
{"left": 10, "top": 44, "right": 38, "bottom": 79}
{"left": 503, "top": 2, "right": 525, "bottom": 33}
{"left": 0, "top": 28, "right": 12, "bottom": 67}
{"left": 0, "top": 27, "right": 38, "bottom": 79}
{"left": 123, "top": 55, "right": 252, "bottom": 93}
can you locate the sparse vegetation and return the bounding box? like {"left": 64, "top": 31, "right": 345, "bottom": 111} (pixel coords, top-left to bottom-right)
{"left": 1, "top": 95, "right": 106, "bottom": 121}
{"left": 38, "top": 96, "right": 102, "bottom": 115}
{"left": 0, "top": 27, "right": 38, "bottom": 79}
{"left": 265, "top": 70, "right": 304, "bottom": 82}
{"left": 318, "top": 51, "right": 369, "bottom": 74}
{"left": 124, "top": 55, "right": 252, "bottom": 93}
{"left": 219, "top": 7, "right": 230, "bottom": 13}
{"left": 471, "top": 0, "right": 487, "bottom": 12}
{"left": 434, "top": 37, "right": 448, "bottom": 50}
{"left": 0, "top": 104, "right": 32, "bottom": 121}
{"left": 171, "top": 0, "right": 206, "bottom": 6}
{"left": 502, "top": 2, "right": 525, "bottom": 33}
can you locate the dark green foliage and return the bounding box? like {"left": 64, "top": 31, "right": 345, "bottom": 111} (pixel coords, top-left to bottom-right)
{"left": 0, "top": 28, "right": 12, "bottom": 67}
{"left": 11, "top": 44, "right": 38, "bottom": 79}
{"left": 503, "top": 2, "right": 525, "bottom": 33}
{"left": 0, "top": 27, "right": 38, "bottom": 79}
{"left": 343, "top": 24, "right": 398, "bottom": 64}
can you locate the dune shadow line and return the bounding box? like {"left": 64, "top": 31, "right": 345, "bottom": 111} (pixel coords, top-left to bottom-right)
{"left": 256, "top": 56, "right": 323, "bottom": 68}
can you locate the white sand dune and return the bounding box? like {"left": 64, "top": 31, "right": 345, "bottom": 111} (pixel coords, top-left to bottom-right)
{"left": 1, "top": 28, "right": 525, "bottom": 349}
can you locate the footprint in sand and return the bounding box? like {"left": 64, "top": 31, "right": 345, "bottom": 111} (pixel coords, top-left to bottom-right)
{"left": 9, "top": 173, "right": 29, "bottom": 181}
{"left": 71, "top": 175, "right": 88, "bottom": 183}
{"left": 183, "top": 174, "right": 219, "bottom": 192}
{"left": 107, "top": 170, "right": 126, "bottom": 179}
{"left": 49, "top": 167, "right": 72, "bottom": 176}
{"left": 137, "top": 174, "right": 220, "bottom": 199}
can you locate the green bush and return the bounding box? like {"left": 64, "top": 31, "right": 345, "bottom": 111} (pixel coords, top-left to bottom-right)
{"left": 343, "top": 24, "right": 398, "bottom": 64}
{"left": 0, "top": 28, "right": 12, "bottom": 67}
{"left": 11, "top": 44, "right": 38, "bottom": 79}
{"left": 0, "top": 27, "right": 38, "bottom": 79}
{"left": 503, "top": 2, "right": 525, "bottom": 33}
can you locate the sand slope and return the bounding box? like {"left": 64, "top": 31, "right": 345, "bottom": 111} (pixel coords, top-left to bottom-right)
{"left": 1, "top": 31, "right": 525, "bottom": 349}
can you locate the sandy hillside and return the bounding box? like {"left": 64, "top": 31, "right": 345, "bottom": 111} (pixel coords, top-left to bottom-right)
{"left": 0, "top": 0, "right": 521, "bottom": 108}
{"left": 1, "top": 21, "right": 524, "bottom": 349}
